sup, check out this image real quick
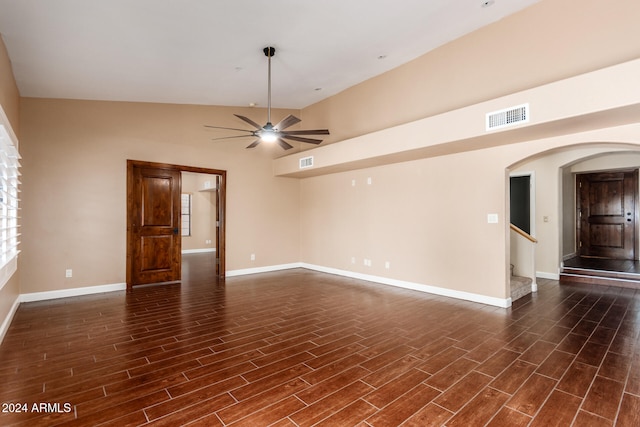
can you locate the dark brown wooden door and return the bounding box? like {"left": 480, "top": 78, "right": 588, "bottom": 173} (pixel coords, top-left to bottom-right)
{"left": 578, "top": 170, "right": 637, "bottom": 260}
{"left": 127, "top": 161, "right": 182, "bottom": 288}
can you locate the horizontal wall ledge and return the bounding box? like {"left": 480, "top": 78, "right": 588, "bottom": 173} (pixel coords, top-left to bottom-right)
{"left": 274, "top": 58, "right": 640, "bottom": 178}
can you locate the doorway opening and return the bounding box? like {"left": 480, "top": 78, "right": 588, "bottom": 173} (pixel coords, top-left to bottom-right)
{"left": 510, "top": 173, "right": 533, "bottom": 235}
{"left": 181, "top": 171, "right": 221, "bottom": 284}
{"left": 561, "top": 168, "right": 640, "bottom": 285}
{"left": 126, "top": 160, "right": 226, "bottom": 290}
{"left": 508, "top": 171, "right": 538, "bottom": 302}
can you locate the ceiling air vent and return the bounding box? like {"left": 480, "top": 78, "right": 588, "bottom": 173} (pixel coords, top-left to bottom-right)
{"left": 486, "top": 103, "right": 529, "bottom": 131}
{"left": 299, "top": 156, "right": 314, "bottom": 169}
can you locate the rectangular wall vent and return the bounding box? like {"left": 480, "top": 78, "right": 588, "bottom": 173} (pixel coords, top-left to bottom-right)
{"left": 299, "top": 156, "right": 314, "bottom": 169}
{"left": 486, "top": 103, "right": 529, "bottom": 131}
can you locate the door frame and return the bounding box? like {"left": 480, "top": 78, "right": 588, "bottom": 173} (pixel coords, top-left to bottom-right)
{"left": 127, "top": 160, "right": 227, "bottom": 288}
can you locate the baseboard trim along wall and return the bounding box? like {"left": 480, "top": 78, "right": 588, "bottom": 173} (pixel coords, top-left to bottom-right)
{"left": 226, "top": 262, "right": 511, "bottom": 308}
{"left": 537, "top": 271, "right": 560, "bottom": 280}
{"left": 20, "top": 283, "right": 127, "bottom": 303}
{"left": 14, "top": 264, "right": 509, "bottom": 307}
{"left": 0, "top": 296, "right": 20, "bottom": 344}
{"left": 299, "top": 263, "right": 512, "bottom": 308}
{"left": 225, "top": 263, "right": 302, "bottom": 277}
{"left": 181, "top": 248, "right": 216, "bottom": 254}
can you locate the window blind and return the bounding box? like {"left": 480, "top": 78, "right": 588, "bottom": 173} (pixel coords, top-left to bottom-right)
{"left": 0, "top": 121, "right": 20, "bottom": 274}
{"left": 181, "top": 193, "right": 191, "bottom": 236}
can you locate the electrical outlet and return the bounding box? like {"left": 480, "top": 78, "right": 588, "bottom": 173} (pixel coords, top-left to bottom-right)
{"left": 385, "top": 261, "right": 390, "bottom": 269}
{"left": 250, "top": 254, "right": 255, "bottom": 261}
{"left": 65, "top": 269, "right": 72, "bottom": 278}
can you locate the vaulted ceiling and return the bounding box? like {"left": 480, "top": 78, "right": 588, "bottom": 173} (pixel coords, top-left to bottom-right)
{"left": 0, "top": 0, "right": 538, "bottom": 109}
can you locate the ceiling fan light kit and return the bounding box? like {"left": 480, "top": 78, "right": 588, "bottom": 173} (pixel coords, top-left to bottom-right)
{"left": 205, "top": 46, "right": 330, "bottom": 150}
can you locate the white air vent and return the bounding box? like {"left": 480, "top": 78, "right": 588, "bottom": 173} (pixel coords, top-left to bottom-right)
{"left": 299, "top": 156, "right": 314, "bottom": 169}
{"left": 486, "top": 103, "right": 529, "bottom": 131}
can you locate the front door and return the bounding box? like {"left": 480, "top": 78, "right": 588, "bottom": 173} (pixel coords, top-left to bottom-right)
{"left": 577, "top": 170, "right": 638, "bottom": 260}
{"left": 127, "top": 161, "right": 182, "bottom": 288}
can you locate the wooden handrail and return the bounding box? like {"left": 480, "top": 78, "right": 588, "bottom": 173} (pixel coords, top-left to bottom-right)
{"left": 510, "top": 223, "right": 538, "bottom": 243}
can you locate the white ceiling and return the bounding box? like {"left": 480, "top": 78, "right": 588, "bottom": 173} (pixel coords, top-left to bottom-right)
{"left": 0, "top": 0, "right": 538, "bottom": 109}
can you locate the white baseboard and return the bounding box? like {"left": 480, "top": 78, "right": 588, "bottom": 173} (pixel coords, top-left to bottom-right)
{"left": 227, "top": 262, "right": 510, "bottom": 307}
{"left": 226, "top": 263, "right": 303, "bottom": 277}
{"left": 537, "top": 271, "right": 560, "bottom": 280}
{"left": 182, "top": 248, "right": 216, "bottom": 254}
{"left": 299, "top": 263, "right": 512, "bottom": 308}
{"left": 0, "top": 295, "right": 20, "bottom": 344}
{"left": 20, "top": 283, "right": 127, "bottom": 303}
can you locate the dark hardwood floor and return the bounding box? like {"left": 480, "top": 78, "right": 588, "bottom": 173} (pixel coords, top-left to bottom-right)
{"left": 1, "top": 253, "right": 639, "bottom": 426}
{"left": 564, "top": 256, "right": 640, "bottom": 275}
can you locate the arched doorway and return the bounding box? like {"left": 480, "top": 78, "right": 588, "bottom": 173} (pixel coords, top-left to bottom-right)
{"left": 506, "top": 143, "right": 640, "bottom": 301}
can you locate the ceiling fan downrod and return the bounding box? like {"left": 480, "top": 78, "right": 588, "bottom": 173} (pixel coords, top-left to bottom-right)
{"left": 263, "top": 46, "right": 275, "bottom": 126}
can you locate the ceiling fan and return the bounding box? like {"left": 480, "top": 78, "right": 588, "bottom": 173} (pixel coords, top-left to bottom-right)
{"left": 205, "top": 46, "right": 329, "bottom": 150}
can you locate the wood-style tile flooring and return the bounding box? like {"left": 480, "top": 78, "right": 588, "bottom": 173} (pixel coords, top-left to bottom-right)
{"left": 564, "top": 256, "right": 640, "bottom": 275}
{"left": 1, "top": 253, "right": 640, "bottom": 426}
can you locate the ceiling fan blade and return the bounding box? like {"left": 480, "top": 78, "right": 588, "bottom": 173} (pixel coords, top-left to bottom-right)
{"left": 281, "top": 135, "right": 324, "bottom": 145}
{"left": 276, "top": 138, "right": 294, "bottom": 150}
{"left": 204, "top": 124, "right": 254, "bottom": 133}
{"left": 274, "top": 115, "right": 301, "bottom": 131}
{"left": 234, "top": 114, "right": 263, "bottom": 130}
{"left": 211, "top": 134, "right": 255, "bottom": 141}
{"left": 281, "top": 129, "right": 330, "bottom": 136}
{"left": 246, "top": 139, "right": 261, "bottom": 149}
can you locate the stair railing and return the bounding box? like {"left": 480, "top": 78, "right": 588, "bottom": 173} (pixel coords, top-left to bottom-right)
{"left": 510, "top": 223, "right": 538, "bottom": 294}
{"left": 510, "top": 223, "right": 538, "bottom": 243}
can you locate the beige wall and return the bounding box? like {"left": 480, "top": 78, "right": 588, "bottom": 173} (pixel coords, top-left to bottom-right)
{"left": 300, "top": 152, "right": 509, "bottom": 299}
{"left": 0, "top": 35, "right": 20, "bottom": 336}
{"left": 571, "top": 153, "right": 640, "bottom": 174}
{"left": 19, "top": 99, "right": 301, "bottom": 294}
